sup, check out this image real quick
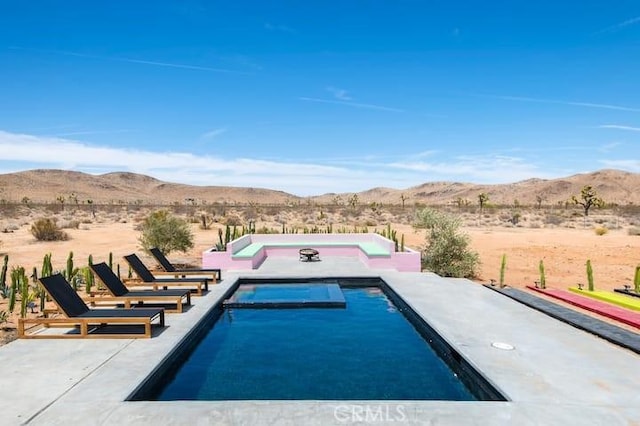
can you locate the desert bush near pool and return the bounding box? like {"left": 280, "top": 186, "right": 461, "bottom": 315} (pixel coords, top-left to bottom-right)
{"left": 30, "top": 218, "right": 69, "bottom": 241}
{"left": 594, "top": 226, "right": 608, "bottom": 236}
{"left": 414, "top": 208, "right": 479, "bottom": 278}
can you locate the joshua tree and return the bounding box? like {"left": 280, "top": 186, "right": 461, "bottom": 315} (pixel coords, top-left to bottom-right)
{"left": 400, "top": 194, "right": 408, "bottom": 209}
{"left": 56, "top": 195, "right": 65, "bottom": 211}
{"left": 571, "top": 185, "right": 604, "bottom": 217}
{"left": 478, "top": 193, "right": 489, "bottom": 213}
{"left": 347, "top": 194, "right": 359, "bottom": 210}
{"left": 535, "top": 194, "right": 545, "bottom": 209}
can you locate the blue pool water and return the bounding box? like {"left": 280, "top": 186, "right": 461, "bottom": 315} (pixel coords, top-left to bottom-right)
{"left": 152, "top": 285, "right": 479, "bottom": 401}
{"left": 225, "top": 283, "right": 346, "bottom": 308}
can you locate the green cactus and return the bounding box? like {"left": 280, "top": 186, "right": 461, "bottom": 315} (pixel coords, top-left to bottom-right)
{"left": 586, "top": 259, "right": 594, "bottom": 291}
{"left": 39, "top": 254, "right": 52, "bottom": 310}
{"left": 32, "top": 266, "right": 45, "bottom": 312}
{"left": 64, "top": 251, "right": 80, "bottom": 289}
{"left": 19, "top": 268, "right": 33, "bottom": 318}
{"left": 108, "top": 252, "right": 114, "bottom": 270}
{"left": 0, "top": 255, "right": 8, "bottom": 298}
{"left": 538, "top": 260, "right": 546, "bottom": 289}
{"left": 82, "top": 267, "right": 94, "bottom": 294}
{"left": 634, "top": 265, "right": 640, "bottom": 294}
{"left": 8, "top": 267, "right": 18, "bottom": 312}
{"left": 499, "top": 254, "right": 507, "bottom": 288}
{"left": 41, "top": 253, "right": 53, "bottom": 278}
{"left": 85, "top": 255, "right": 95, "bottom": 293}
{"left": 400, "top": 234, "right": 405, "bottom": 252}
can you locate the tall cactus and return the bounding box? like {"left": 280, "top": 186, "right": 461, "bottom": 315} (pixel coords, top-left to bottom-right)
{"left": 634, "top": 265, "right": 640, "bottom": 294}
{"left": 108, "top": 252, "right": 114, "bottom": 270}
{"left": 586, "top": 259, "right": 594, "bottom": 291}
{"left": 8, "top": 267, "right": 19, "bottom": 312}
{"left": 0, "top": 255, "right": 8, "bottom": 298}
{"left": 41, "top": 253, "right": 53, "bottom": 278}
{"left": 64, "top": 251, "right": 79, "bottom": 290}
{"left": 499, "top": 254, "right": 507, "bottom": 288}
{"left": 84, "top": 254, "right": 95, "bottom": 294}
{"left": 19, "top": 268, "right": 32, "bottom": 318}
{"left": 538, "top": 260, "right": 546, "bottom": 289}
{"left": 39, "top": 253, "right": 52, "bottom": 311}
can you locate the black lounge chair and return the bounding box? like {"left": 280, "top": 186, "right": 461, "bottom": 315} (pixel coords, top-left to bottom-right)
{"left": 90, "top": 262, "right": 191, "bottom": 313}
{"left": 150, "top": 247, "right": 221, "bottom": 281}
{"left": 124, "top": 253, "right": 210, "bottom": 296}
{"left": 18, "top": 273, "right": 164, "bottom": 339}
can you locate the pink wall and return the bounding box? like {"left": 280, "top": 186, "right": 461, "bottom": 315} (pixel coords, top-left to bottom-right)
{"left": 202, "top": 233, "right": 421, "bottom": 272}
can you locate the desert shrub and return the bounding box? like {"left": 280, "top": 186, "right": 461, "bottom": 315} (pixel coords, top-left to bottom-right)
{"left": 30, "top": 218, "right": 69, "bottom": 241}
{"left": 594, "top": 226, "right": 608, "bottom": 236}
{"left": 138, "top": 210, "right": 194, "bottom": 256}
{"left": 628, "top": 226, "right": 640, "bottom": 236}
{"left": 414, "top": 208, "right": 479, "bottom": 278}
{"left": 223, "top": 214, "right": 243, "bottom": 226}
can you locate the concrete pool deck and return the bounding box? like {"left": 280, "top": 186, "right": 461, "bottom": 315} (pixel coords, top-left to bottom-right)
{"left": 2, "top": 256, "right": 639, "bottom": 425}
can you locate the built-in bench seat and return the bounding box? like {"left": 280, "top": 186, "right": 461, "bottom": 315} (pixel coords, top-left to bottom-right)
{"left": 203, "top": 233, "right": 420, "bottom": 271}
{"left": 232, "top": 241, "right": 391, "bottom": 259}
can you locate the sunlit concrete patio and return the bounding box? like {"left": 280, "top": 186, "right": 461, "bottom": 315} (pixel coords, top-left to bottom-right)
{"left": 1, "top": 254, "right": 639, "bottom": 425}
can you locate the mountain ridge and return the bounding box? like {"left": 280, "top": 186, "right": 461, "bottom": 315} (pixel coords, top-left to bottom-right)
{"left": 0, "top": 168, "right": 638, "bottom": 206}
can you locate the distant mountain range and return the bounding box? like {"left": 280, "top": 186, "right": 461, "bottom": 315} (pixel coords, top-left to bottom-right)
{"left": 0, "top": 168, "right": 639, "bottom": 206}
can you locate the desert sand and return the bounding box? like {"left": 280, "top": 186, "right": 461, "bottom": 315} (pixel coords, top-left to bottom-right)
{"left": 2, "top": 220, "right": 638, "bottom": 291}
{"left": 1, "top": 210, "right": 639, "bottom": 344}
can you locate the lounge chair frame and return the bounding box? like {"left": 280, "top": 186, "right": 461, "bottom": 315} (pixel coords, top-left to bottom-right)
{"left": 150, "top": 247, "right": 221, "bottom": 281}
{"left": 19, "top": 274, "right": 164, "bottom": 339}
{"left": 90, "top": 262, "right": 191, "bottom": 313}
{"left": 124, "top": 254, "right": 210, "bottom": 296}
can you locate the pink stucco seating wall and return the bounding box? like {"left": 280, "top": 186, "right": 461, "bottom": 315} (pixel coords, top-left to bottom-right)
{"left": 202, "top": 233, "right": 421, "bottom": 272}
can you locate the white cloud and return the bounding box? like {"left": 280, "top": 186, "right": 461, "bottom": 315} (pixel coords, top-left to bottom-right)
{"left": 9, "top": 47, "right": 249, "bottom": 75}
{"left": 389, "top": 155, "right": 547, "bottom": 183}
{"left": 597, "top": 16, "right": 640, "bottom": 33}
{"left": 599, "top": 124, "right": 640, "bottom": 132}
{"left": 299, "top": 97, "right": 404, "bottom": 113}
{"left": 326, "top": 86, "right": 352, "bottom": 101}
{"left": 0, "top": 130, "right": 598, "bottom": 195}
{"left": 600, "top": 159, "right": 640, "bottom": 172}
{"left": 479, "top": 94, "right": 640, "bottom": 113}
{"left": 599, "top": 142, "right": 622, "bottom": 152}
{"left": 53, "top": 129, "right": 133, "bottom": 137}
{"left": 200, "top": 128, "right": 228, "bottom": 140}
{"left": 264, "top": 23, "right": 296, "bottom": 33}
{"left": 0, "top": 130, "right": 410, "bottom": 195}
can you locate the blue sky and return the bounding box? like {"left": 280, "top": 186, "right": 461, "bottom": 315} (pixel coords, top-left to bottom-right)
{"left": 1, "top": 1, "right": 639, "bottom": 195}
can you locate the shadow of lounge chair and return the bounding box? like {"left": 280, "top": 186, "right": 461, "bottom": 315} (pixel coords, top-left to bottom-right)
{"left": 124, "top": 253, "right": 210, "bottom": 296}
{"left": 90, "top": 262, "right": 191, "bottom": 313}
{"left": 150, "top": 247, "right": 221, "bottom": 281}
{"left": 18, "top": 273, "right": 165, "bottom": 339}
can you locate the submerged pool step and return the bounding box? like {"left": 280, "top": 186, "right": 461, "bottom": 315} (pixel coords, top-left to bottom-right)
{"left": 223, "top": 283, "right": 346, "bottom": 309}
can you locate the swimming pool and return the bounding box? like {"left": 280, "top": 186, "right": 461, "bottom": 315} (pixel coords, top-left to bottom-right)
{"left": 132, "top": 278, "right": 505, "bottom": 401}
{"left": 224, "top": 282, "right": 346, "bottom": 308}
